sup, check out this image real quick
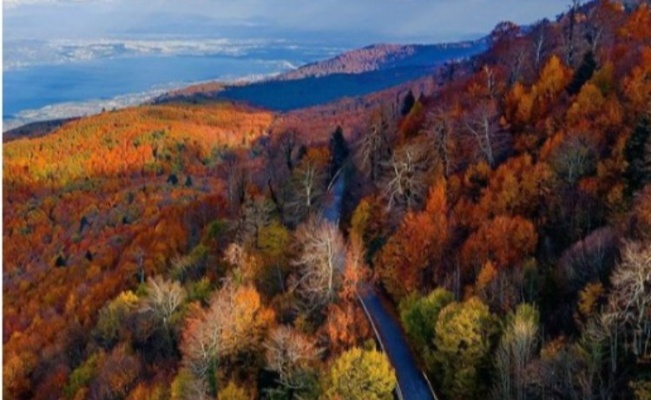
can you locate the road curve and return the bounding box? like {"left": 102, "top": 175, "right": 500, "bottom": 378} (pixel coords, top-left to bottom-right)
{"left": 323, "top": 173, "right": 435, "bottom": 400}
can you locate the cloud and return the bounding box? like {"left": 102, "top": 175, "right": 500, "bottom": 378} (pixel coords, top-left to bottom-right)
{"left": 3, "top": 70, "right": 278, "bottom": 131}
{"left": 3, "top": 88, "right": 166, "bottom": 131}
{"left": 4, "top": 37, "right": 292, "bottom": 71}
{"left": 3, "top": 0, "right": 95, "bottom": 8}
{"left": 5, "top": 0, "right": 572, "bottom": 43}
{"left": 4, "top": 0, "right": 107, "bottom": 5}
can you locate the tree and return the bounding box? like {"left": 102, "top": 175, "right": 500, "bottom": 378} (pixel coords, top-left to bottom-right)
{"left": 619, "top": 2, "right": 651, "bottom": 42}
{"left": 321, "top": 347, "right": 396, "bottom": 400}
{"left": 565, "top": 82, "right": 610, "bottom": 126}
{"left": 376, "top": 181, "right": 449, "bottom": 300}
{"left": 624, "top": 115, "right": 651, "bottom": 195}
{"left": 217, "top": 381, "right": 250, "bottom": 400}
{"left": 461, "top": 215, "right": 537, "bottom": 273}
{"left": 64, "top": 352, "right": 103, "bottom": 399}
{"left": 266, "top": 129, "right": 303, "bottom": 213}
{"left": 376, "top": 212, "right": 434, "bottom": 301}
{"left": 567, "top": 51, "right": 598, "bottom": 95}
{"left": 605, "top": 241, "right": 651, "bottom": 363}
{"left": 356, "top": 108, "right": 394, "bottom": 183}
{"left": 292, "top": 217, "right": 345, "bottom": 310}
{"left": 631, "top": 380, "right": 651, "bottom": 400}
{"left": 401, "top": 90, "right": 416, "bottom": 116}
{"left": 530, "top": 19, "right": 552, "bottom": 71}
{"left": 235, "top": 195, "right": 275, "bottom": 246}
{"left": 535, "top": 339, "right": 583, "bottom": 399}
{"left": 433, "top": 297, "right": 497, "bottom": 400}
{"left": 170, "top": 368, "right": 208, "bottom": 400}
{"left": 534, "top": 55, "right": 573, "bottom": 114}
{"left": 167, "top": 173, "right": 179, "bottom": 185}
{"left": 132, "top": 247, "right": 147, "bottom": 285}
{"left": 93, "top": 291, "right": 139, "bottom": 349}
{"left": 563, "top": 0, "right": 581, "bottom": 67}
{"left": 488, "top": 22, "right": 526, "bottom": 84}
{"left": 463, "top": 99, "right": 509, "bottom": 167}
{"left": 264, "top": 325, "right": 321, "bottom": 393}
{"left": 349, "top": 196, "right": 392, "bottom": 264}
{"left": 139, "top": 276, "right": 186, "bottom": 333}
{"left": 380, "top": 140, "right": 432, "bottom": 212}
{"left": 321, "top": 301, "right": 370, "bottom": 354}
{"left": 399, "top": 288, "right": 454, "bottom": 371}
{"left": 223, "top": 242, "right": 263, "bottom": 284}
{"left": 558, "top": 226, "right": 617, "bottom": 294}
{"left": 473, "top": 154, "right": 552, "bottom": 222}
{"left": 623, "top": 47, "right": 651, "bottom": 115}
{"left": 171, "top": 244, "right": 209, "bottom": 282}
{"left": 396, "top": 97, "right": 425, "bottom": 140}
{"left": 257, "top": 221, "right": 291, "bottom": 294}
{"left": 180, "top": 283, "right": 274, "bottom": 394}
{"left": 90, "top": 344, "right": 141, "bottom": 400}
{"left": 632, "top": 185, "right": 651, "bottom": 240}
{"left": 576, "top": 282, "right": 605, "bottom": 325}
{"left": 291, "top": 217, "right": 346, "bottom": 311}
{"left": 425, "top": 107, "right": 457, "bottom": 178}
{"left": 276, "top": 128, "right": 302, "bottom": 173}
{"left": 258, "top": 221, "right": 290, "bottom": 263}
{"left": 493, "top": 304, "right": 540, "bottom": 400}
{"left": 223, "top": 156, "right": 248, "bottom": 210}
{"left": 286, "top": 148, "right": 328, "bottom": 224}
{"left": 340, "top": 234, "right": 371, "bottom": 301}
{"left": 475, "top": 260, "right": 527, "bottom": 314}
{"left": 573, "top": 317, "right": 614, "bottom": 400}
{"left": 328, "top": 126, "right": 349, "bottom": 178}
{"left": 585, "top": 0, "right": 626, "bottom": 53}
{"left": 491, "top": 20, "right": 521, "bottom": 45}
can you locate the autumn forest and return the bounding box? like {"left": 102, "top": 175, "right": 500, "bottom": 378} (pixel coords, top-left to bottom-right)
{"left": 3, "top": 1, "right": 651, "bottom": 399}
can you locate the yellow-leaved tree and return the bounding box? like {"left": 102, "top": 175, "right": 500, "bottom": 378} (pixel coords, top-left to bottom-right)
{"left": 321, "top": 347, "right": 396, "bottom": 400}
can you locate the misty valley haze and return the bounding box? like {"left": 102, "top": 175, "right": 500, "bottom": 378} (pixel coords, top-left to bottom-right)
{"left": 3, "top": 0, "right": 572, "bottom": 131}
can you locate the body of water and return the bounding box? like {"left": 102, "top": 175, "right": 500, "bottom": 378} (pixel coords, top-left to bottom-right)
{"left": 3, "top": 46, "right": 334, "bottom": 131}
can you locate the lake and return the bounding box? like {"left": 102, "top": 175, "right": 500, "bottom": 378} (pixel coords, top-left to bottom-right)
{"left": 3, "top": 48, "right": 334, "bottom": 131}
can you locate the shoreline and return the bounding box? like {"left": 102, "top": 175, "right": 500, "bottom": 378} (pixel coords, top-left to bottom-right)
{"left": 2, "top": 71, "right": 281, "bottom": 134}
{"left": 3, "top": 37, "right": 486, "bottom": 135}
{"left": 3, "top": 117, "right": 80, "bottom": 143}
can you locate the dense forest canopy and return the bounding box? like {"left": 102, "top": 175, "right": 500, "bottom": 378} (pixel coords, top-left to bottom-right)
{"left": 4, "top": 1, "right": 651, "bottom": 399}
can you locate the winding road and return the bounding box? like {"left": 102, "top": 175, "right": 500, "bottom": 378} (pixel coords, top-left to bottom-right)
{"left": 324, "top": 174, "right": 436, "bottom": 400}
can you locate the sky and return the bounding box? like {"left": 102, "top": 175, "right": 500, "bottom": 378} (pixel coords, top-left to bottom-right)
{"left": 3, "top": 0, "right": 575, "bottom": 128}
{"left": 4, "top": 0, "right": 574, "bottom": 44}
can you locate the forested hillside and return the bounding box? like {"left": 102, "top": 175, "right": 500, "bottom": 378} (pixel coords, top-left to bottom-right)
{"left": 155, "top": 39, "right": 485, "bottom": 113}
{"left": 275, "top": 41, "right": 486, "bottom": 80}
{"left": 4, "top": 1, "right": 651, "bottom": 399}
{"left": 350, "top": 1, "right": 651, "bottom": 398}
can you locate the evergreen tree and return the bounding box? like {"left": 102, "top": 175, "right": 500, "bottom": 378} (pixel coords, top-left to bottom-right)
{"left": 624, "top": 115, "right": 651, "bottom": 195}
{"left": 567, "top": 51, "right": 597, "bottom": 95}
{"left": 401, "top": 90, "right": 416, "bottom": 116}
{"left": 328, "top": 125, "right": 349, "bottom": 178}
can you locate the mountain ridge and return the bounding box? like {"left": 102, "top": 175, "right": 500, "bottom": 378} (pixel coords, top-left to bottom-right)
{"left": 154, "top": 38, "right": 487, "bottom": 112}
{"left": 5, "top": 1, "right": 651, "bottom": 398}
{"left": 274, "top": 39, "right": 487, "bottom": 80}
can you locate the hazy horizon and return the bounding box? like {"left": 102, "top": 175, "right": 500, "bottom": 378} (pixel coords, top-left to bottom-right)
{"left": 5, "top": 0, "right": 573, "bottom": 44}
{"left": 3, "top": 0, "right": 574, "bottom": 130}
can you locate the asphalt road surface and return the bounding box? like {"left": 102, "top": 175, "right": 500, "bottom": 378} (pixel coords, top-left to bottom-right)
{"left": 324, "top": 173, "right": 435, "bottom": 400}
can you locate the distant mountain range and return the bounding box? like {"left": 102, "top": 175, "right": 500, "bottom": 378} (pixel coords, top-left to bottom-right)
{"left": 6, "top": 38, "right": 487, "bottom": 139}
{"left": 274, "top": 40, "right": 488, "bottom": 80}
{"left": 155, "top": 38, "right": 488, "bottom": 112}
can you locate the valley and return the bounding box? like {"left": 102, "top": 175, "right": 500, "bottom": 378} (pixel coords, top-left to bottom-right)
{"left": 4, "top": 1, "right": 651, "bottom": 400}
